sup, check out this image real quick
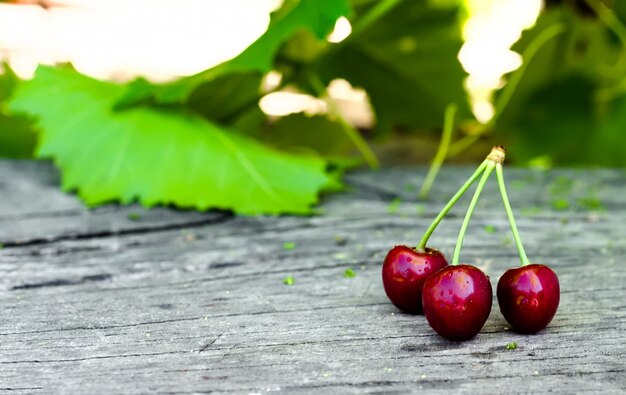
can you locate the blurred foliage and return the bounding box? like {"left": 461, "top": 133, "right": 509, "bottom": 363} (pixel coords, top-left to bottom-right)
{"left": 496, "top": 1, "right": 626, "bottom": 165}
{"left": 0, "top": 64, "right": 37, "bottom": 158}
{"left": 1, "top": 0, "right": 626, "bottom": 213}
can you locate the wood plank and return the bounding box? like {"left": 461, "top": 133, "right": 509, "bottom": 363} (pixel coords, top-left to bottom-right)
{"left": 0, "top": 162, "right": 624, "bottom": 393}
{"left": 0, "top": 160, "right": 229, "bottom": 245}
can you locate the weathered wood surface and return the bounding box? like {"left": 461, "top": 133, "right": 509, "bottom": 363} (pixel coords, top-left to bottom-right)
{"left": 0, "top": 159, "right": 625, "bottom": 394}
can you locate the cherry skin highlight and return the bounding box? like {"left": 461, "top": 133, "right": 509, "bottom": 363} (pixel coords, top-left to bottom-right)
{"left": 422, "top": 265, "right": 492, "bottom": 341}
{"left": 382, "top": 246, "right": 449, "bottom": 314}
{"left": 497, "top": 264, "right": 560, "bottom": 334}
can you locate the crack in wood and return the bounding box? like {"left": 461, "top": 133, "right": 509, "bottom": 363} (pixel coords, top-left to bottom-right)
{"left": 198, "top": 334, "right": 223, "bottom": 353}
{"left": 0, "top": 350, "right": 190, "bottom": 365}
{"left": 0, "top": 387, "right": 44, "bottom": 391}
{"left": 0, "top": 213, "right": 233, "bottom": 249}
{"left": 10, "top": 274, "right": 113, "bottom": 291}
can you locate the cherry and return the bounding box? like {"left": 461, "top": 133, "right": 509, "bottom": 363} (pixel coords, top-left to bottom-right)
{"left": 381, "top": 151, "right": 495, "bottom": 315}
{"left": 422, "top": 265, "right": 493, "bottom": 341}
{"left": 497, "top": 264, "right": 560, "bottom": 334}
{"left": 382, "top": 246, "right": 448, "bottom": 314}
{"left": 420, "top": 152, "right": 501, "bottom": 340}
{"left": 492, "top": 159, "right": 560, "bottom": 333}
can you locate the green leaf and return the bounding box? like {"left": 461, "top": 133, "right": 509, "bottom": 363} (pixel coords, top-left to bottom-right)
{"left": 256, "top": 113, "right": 356, "bottom": 157}
{"left": 0, "top": 63, "right": 19, "bottom": 102}
{"left": 9, "top": 66, "right": 335, "bottom": 214}
{"left": 313, "top": 0, "right": 470, "bottom": 132}
{"left": 0, "top": 112, "right": 37, "bottom": 158}
{"left": 117, "top": 0, "right": 351, "bottom": 105}
{"left": 186, "top": 73, "right": 264, "bottom": 124}
{"left": 0, "top": 64, "right": 38, "bottom": 158}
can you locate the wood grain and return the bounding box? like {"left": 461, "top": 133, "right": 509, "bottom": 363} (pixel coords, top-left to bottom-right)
{"left": 0, "top": 160, "right": 624, "bottom": 393}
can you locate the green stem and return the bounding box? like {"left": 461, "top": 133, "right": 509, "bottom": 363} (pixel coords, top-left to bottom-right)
{"left": 451, "top": 162, "right": 495, "bottom": 265}
{"left": 416, "top": 159, "right": 487, "bottom": 251}
{"left": 308, "top": 74, "right": 379, "bottom": 169}
{"left": 350, "top": 0, "right": 402, "bottom": 36}
{"left": 496, "top": 163, "right": 530, "bottom": 266}
{"left": 584, "top": 0, "right": 626, "bottom": 70}
{"left": 584, "top": 0, "right": 626, "bottom": 101}
{"left": 419, "top": 103, "right": 457, "bottom": 200}
{"left": 448, "top": 133, "right": 479, "bottom": 158}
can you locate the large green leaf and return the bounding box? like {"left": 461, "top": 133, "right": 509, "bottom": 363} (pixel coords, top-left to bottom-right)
{"left": 256, "top": 113, "right": 355, "bottom": 157}
{"left": 117, "top": 0, "right": 350, "bottom": 106}
{"left": 0, "top": 64, "right": 37, "bottom": 158}
{"left": 186, "top": 72, "right": 264, "bottom": 124}
{"left": 312, "top": 0, "right": 470, "bottom": 132}
{"left": 0, "top": 63, "right": 19, "bottom": 102}
{"left": 9, "top": 66, "right": 334, "bottom": 214}
{"left": 0, "top": 112, "right": 37, "bottom": 158}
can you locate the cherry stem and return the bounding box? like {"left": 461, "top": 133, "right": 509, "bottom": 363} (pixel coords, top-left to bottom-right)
{"left": 451, "top": 161, "right": 495, "bottom": 265}
{"left": 495, "top": 163, "right": 530, "bottom": 266}
{"left": 416, "top": 159, "right": 488, "bottom": 251}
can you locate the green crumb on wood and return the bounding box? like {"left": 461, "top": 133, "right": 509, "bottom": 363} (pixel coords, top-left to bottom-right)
{"left": 506, "top": 342, "right": 517, "bottom": 350}
{"left": 334, "top": 235, "right": 348, "bottom": 246}
{"left": 550, "top": 175, "right": 574, "bottom": 196}
{"left": 283, "top": 276, "right": 295, "bottom": 285}
{"left": 387, "top": 198, "right": 402, "bottom": 214}
{"left": 521, "top": 207, "right": 541, "bottom": 217}
{"left": 127, "top": 212, "right": 141, "bottom": 221}
{"left": 484, "top": 225, "right": 496, "bottom": 233}
{"left": 551, "top": 199, "right": 570, "bottom": 211}
{"left": 577, "top": 197, "right": 604, "bottom": 211}
{"left": 344, "top": 268, "right": 356, "bottom": 278}
{"left": 403, "top": 183, "right": 416, "bottom": 192}
{"left": 282, "top": 241, "right": 296, "bottom": 250}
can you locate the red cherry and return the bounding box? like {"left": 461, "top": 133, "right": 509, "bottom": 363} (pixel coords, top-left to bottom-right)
{"left": 422, "top": 265, "right": 493, "bottom": 341}
{"left": 497, "top": 264, "right": 560, "bottom": 334}
{"left": 382, "top": 245, "right": 448, "bottom": 314}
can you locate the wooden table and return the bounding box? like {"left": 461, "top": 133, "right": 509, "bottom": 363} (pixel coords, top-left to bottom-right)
{"left": 1, "top": 160, "right": 624, "bottom": 393}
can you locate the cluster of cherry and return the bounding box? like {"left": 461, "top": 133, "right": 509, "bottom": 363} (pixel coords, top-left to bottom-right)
{"left": 382, "top": 146, "right": 560, "bottom": 341}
